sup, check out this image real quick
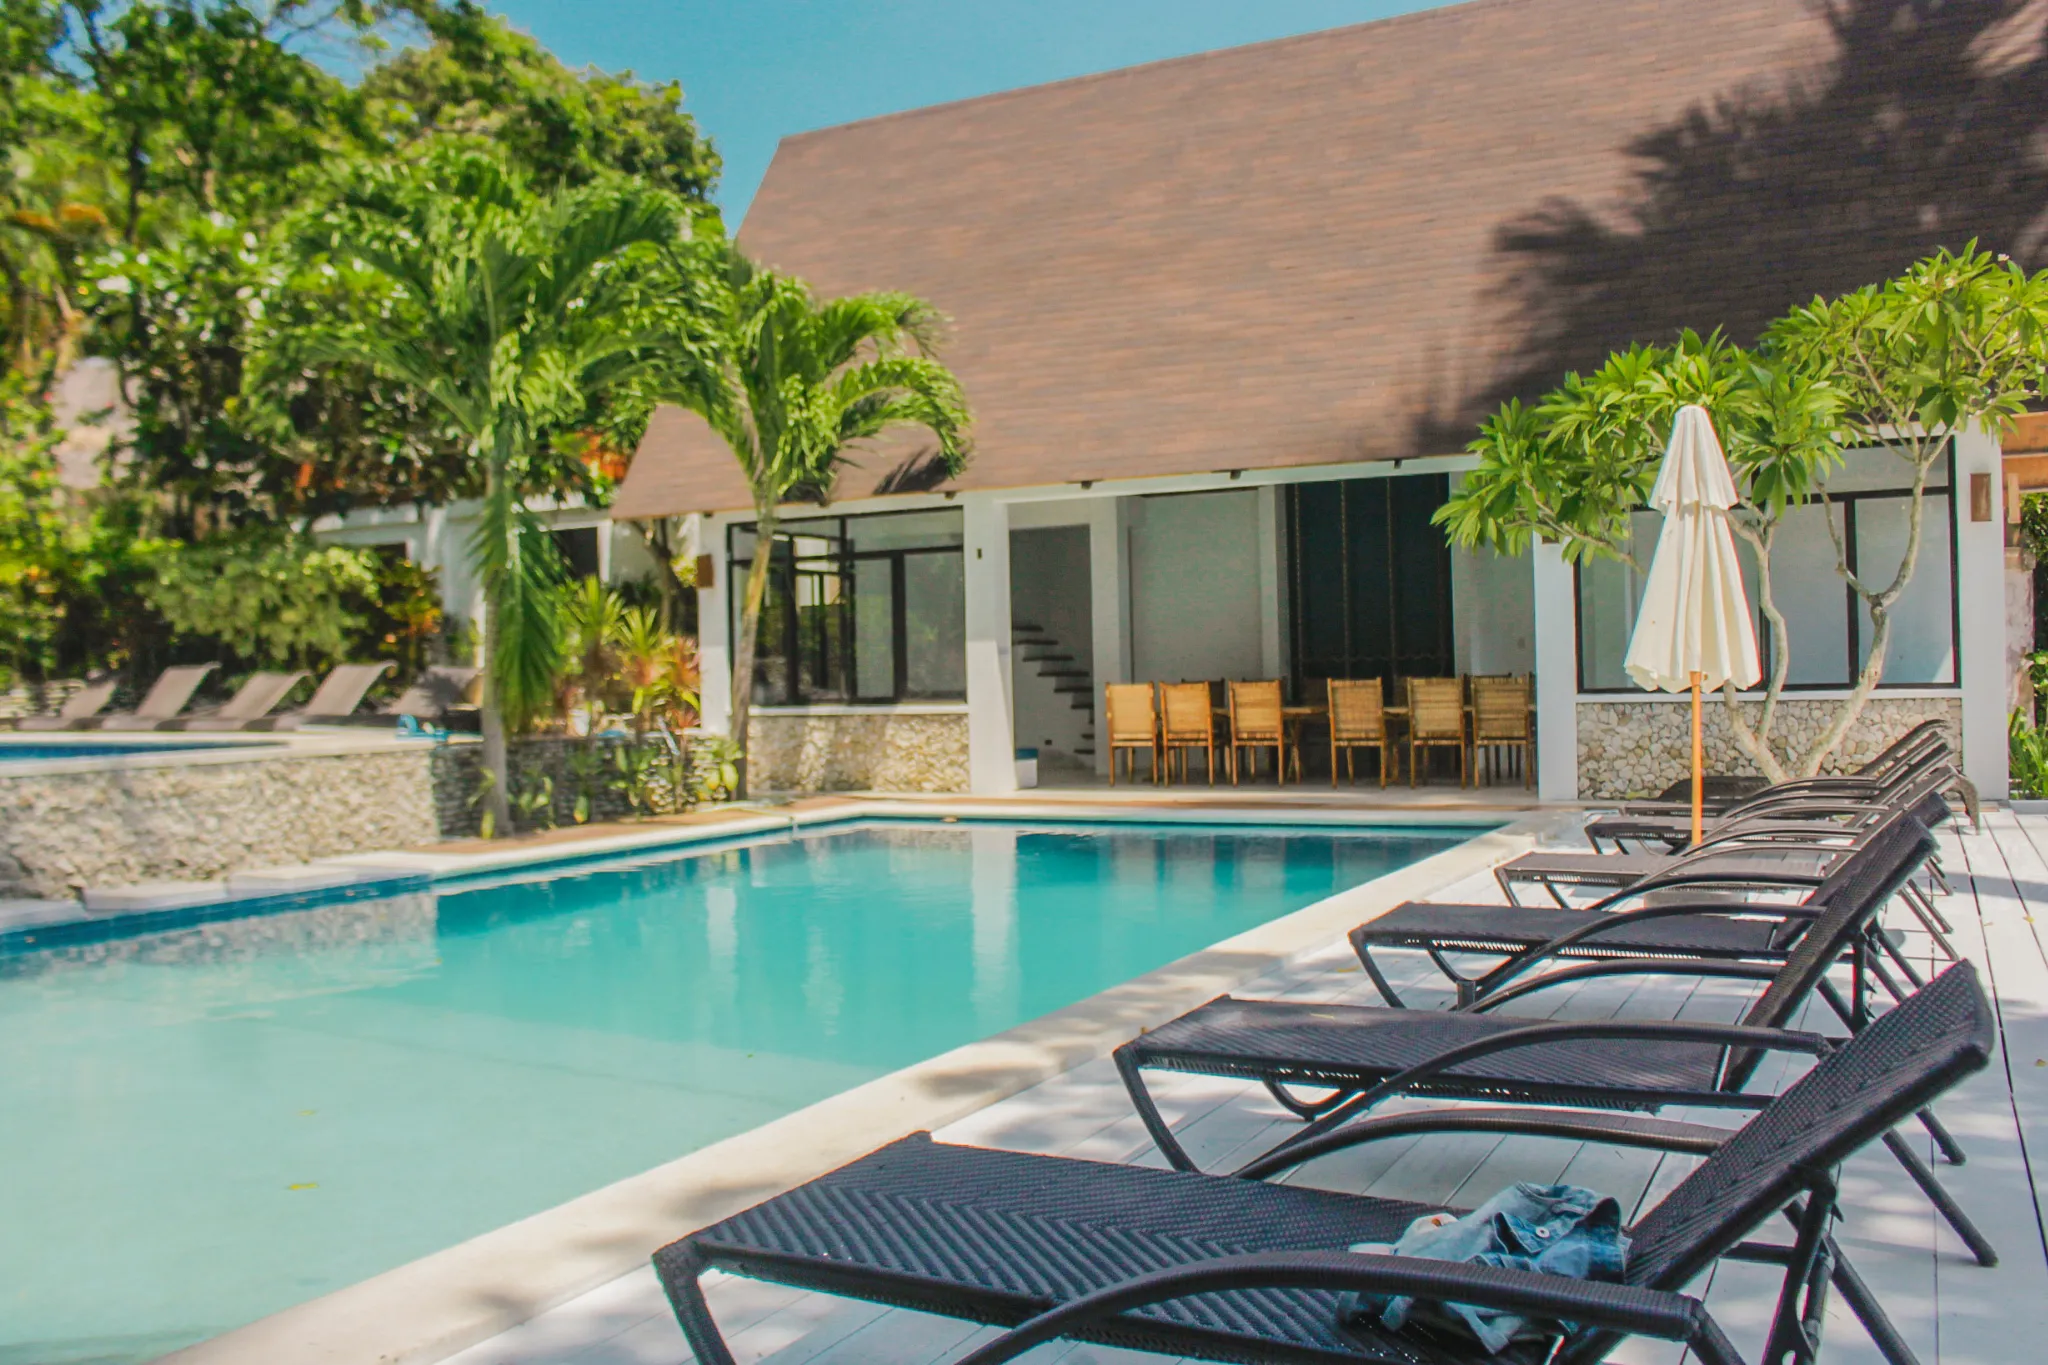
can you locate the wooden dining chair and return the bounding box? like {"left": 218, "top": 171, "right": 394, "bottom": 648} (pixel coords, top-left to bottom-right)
{"left": 1158, "top": 681, "right": 1218, "bottom": 784}
{"left": 1103, "top": 682, "right": 1160, "bottom": 784}
{"left": 1327, "top": 678, "right": 1393, "bottom": 787}
{"left": 1405, "top": 676, "right": 1468, "bottom": 788}
{"left": 1226, "top": 679, "right": 1291, "bottom": 784}
{"left": 1471, "top": 673, "right": 1534, "bottom": 788}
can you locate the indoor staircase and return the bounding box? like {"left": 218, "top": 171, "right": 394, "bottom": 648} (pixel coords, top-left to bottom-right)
{"left": 1012, "top": 620, "right": 1095, "bottom": 757}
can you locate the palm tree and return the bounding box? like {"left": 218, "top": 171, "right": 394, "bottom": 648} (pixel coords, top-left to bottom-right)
{"left": 652, "top": 241, "right": 970, "bottom": 793}
{"left": 287, "top": 147, "right": 683, "bottom": 831}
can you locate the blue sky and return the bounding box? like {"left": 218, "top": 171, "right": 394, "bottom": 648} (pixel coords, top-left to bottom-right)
{"left": 486, "top": 1, "right": 1460, "bottom": 223}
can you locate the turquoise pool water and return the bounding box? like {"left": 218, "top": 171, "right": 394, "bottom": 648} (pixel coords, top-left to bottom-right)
{"left": 0, "top": 818, "right": 1474, "bottom": 1364}
{"left": 0, "top": 738, "right": 282, "bottom": 760}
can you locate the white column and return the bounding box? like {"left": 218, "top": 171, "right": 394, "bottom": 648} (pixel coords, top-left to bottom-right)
{"left": 1257, "top": 484, "right": 1288, "bottom": 679}
{"left": 964, "top": 496, "right": 1018, "bottom": 794}
{"left": 697, "top": 514, "right": 733, "bottom": 737}
{"left": 1087, "top": 497, "right": 1130, "bottom": 775}
{"left": 1956, "top": 426, "right": 2010, "bottom": 799}
{"left": 1532, "top": 540, "right": 1580, "bottom": 801}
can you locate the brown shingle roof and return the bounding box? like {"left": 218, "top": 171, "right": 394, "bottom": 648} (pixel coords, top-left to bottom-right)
{"left": 617, "top": 0, "right": 2048, "bottom": 518}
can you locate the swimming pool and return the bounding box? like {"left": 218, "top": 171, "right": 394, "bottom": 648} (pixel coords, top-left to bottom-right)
{"left": 0, "top": 738, "right": 282, "bottom": 761}
{"left": 0, "top": 817, "right": 1474, "bottom": 1363}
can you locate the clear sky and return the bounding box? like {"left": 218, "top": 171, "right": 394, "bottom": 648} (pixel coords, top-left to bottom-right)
{"left": 486, "top": 0, "right": 1461, "bottom": 223}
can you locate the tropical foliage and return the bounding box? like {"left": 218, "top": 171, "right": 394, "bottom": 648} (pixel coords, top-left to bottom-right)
{"left": 646, "top": 240, "right": 972, "bottom": 790}
{"left": 143, "top": 527, "right": 380, "bottom": 668}
{"left": 0, "top": 374, "right": 156, "bottom": 684}
{"left": 269, "top": 145, "right": 688, "bottom": 828}
{"left": 1441, "top": 245, "right": 2048, "bottom": 779}
{"left": 2, "top": 0, "right": 719, "bottom": 720}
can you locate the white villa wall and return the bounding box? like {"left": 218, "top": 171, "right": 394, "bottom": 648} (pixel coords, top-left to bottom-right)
{"left": 1451, "top": 543, "right": 1535, "bottom": 676}
{"left": 1128, "top": 490, "right": 1265, "bottom": 684}
{"left": 315, "top": 501, "right": 675, "bottom": 654}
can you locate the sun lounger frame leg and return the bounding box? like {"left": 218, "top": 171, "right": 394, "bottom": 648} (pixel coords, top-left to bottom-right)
{"left": 1354, "top": 941, "right": 1408, "bottom": 1007}
{"left": 1260, "top": 1079, "right": 1353, "bottom": 1119}
{"left": 1114, "top": 1045, "right": 1198, "bottom": 1172}
{"left": 1881, "top": 1128, "right": 1997, "bottom": 1265}
{"left": 654, "top": 1244, "right": 739, "bottom": 1365}
{"left": 1727, "top": 1231, "right": 1920, "bottom": 1365}
{"left": 1759, "top": 1184, "right": 1838, "bottom": 1365}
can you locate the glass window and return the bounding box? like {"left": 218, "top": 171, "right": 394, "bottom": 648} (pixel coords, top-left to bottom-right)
{"left": 1855, "top": 493, "right": 1955, "bottom": 685}
{"left": 1767, "top": 502, "right": 1851, "bottom": 686}
{"left": 730, "top": 508, "right": 967, "bottom": 704}
{"left": 1575, "top": 449, "right": 1957, "bottom": 693}
{"left": 903, "top": 551, "right": 967, "bottom": 697}
{"left": 1575, "top": 511, "right": 1662, "bottom": 691}
{"left": 852, "top": 558, "right": 896, "bottom": 697}
{"left": 849, "top": 511, "right": 964, "bottom": 552}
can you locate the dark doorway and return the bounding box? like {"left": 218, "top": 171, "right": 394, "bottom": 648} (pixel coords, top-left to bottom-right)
{"left": 551, "top": 526, "right": 602, "bottom": 580}
{"left": 1286, "top": 474, "right": 1454, "bottom": 688}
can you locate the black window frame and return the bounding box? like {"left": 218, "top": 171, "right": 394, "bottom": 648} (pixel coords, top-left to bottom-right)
{"left": 728, "top": 508, "right": 967, "bottom": 706}
{"left": 1573, "top": 445, "right": 1960, "bottom": 694}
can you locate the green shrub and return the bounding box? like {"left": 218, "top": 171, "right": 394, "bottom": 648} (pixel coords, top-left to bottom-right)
{"left": 143, "top": 528, "right": 379, "bottom": 669}
{"left": 2011, "top": 710, "right": 2048, "bottom": 799}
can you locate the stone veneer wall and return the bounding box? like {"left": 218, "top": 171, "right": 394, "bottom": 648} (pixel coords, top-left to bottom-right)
{"left": 0, "top": 749, "right": 441, "bottom": 899}
{"left": 429, "top": 735, "right": 654, "bottom": 837}
{"left": 1575, "top": 695, "right": 1963, "bottom": 799}
{"left": 747, "top": 710, "right": 970, "bottom": 792}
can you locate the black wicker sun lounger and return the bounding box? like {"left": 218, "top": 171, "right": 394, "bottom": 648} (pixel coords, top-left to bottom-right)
{"left": 1350, "top": 805, "right": 1938, "bottom": 1014}
{"left": 656, "top": 962, "right": 1994, "bottom": 1365}
{"left": 1614, "top": 718, "right": 1947, "bottom": 822}
{"left": 1582, "top": 731, "right": 1962, "bottom": 853}
{"left": 1117, "top": 816, "right": 1998, "bottom": 1269}
{"left": 1496, "top": 756, "right": 1957, "bottom": 909}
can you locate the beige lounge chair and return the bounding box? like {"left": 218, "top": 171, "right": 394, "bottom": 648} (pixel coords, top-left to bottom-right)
{"left": 321, "top": 665, "right": 480, "bottom": 730}
{"left": 260, "top": 662, "right": 394, "bottom": 730}
{"left": 97, "top": 665, "right": 219, "bottom": 731}
{"left": 172, "top": 671, "right": 308, "bottom": 731}
{"left": 17, "top": 674, "right": 121, "bottom": 731}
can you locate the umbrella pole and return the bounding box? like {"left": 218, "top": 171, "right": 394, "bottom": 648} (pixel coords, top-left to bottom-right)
{"left": 1690, "top": 671, "right": 1704, "bottom": 845}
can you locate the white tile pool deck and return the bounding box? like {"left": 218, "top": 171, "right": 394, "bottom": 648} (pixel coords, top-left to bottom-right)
{"left": 408, "top": 807, "right": 2048, "bottom": 1365}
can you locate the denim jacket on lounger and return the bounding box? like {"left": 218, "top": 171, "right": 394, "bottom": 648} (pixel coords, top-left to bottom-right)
{"left": 1338, "top": 1182, "right": 1631, "bottom": 1354}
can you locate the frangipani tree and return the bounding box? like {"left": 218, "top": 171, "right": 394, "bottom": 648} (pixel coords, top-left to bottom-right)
{"left": 648, "top": 238, "right": 970, "bottom": 792}
{"left": 1440, "top": 246, "right": 2048, "bottom": 781}
{"left": 274, "top": 146, "right": 685, "bottom": 830}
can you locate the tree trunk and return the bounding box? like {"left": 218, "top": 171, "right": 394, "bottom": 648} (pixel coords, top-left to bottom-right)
{"left": 478, "top": 469, "right": 514, "bottom": 836}
{"left": 1719, "top": 516, "right": 1791, "bottom": 783}
{"left": 728, "top": 505, "right": 777, "bottom": 798}
{"left": 1800, "top": 449, "right": 1936, "bottom": 777}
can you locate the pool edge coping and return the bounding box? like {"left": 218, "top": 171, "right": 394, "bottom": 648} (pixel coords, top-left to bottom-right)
{"left": 152, "top": 807, "right": 1580, "bottom": 1365}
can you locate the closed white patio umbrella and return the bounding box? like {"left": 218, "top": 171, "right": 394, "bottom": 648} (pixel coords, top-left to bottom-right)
{"left": 1623, "top": 405, "right": 1762, "bottom": 842}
